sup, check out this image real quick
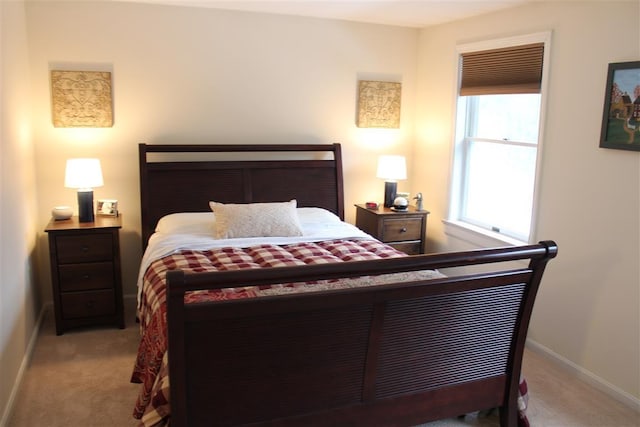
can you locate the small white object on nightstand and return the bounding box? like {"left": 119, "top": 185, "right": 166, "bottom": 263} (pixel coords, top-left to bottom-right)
{"left": 51, "top": 206, "right": 73, "bottom": 220}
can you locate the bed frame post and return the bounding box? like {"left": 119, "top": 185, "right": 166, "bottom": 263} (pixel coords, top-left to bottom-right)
{"left": 138, "top": 143, "right": 150, "bottom": 252}
{"left": 166, "top": 270, "right": 188, "bottom": 426}
{"left": 332, "top": 142, "right": 345, "bottom": 220}
{"left": 500, "top": 240, "right": 558, "bottom": 426}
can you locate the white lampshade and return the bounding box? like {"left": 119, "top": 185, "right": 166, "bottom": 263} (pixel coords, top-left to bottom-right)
{"left": 64, "top": 158, "right": 104, "bottom": 189}
{"left": 376, "top": 155, "right": 407, "bottom": 181}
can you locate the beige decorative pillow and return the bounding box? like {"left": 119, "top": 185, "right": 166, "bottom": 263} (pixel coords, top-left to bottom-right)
{"left": 209, "top": 200, "right": 303, "bottom": 239}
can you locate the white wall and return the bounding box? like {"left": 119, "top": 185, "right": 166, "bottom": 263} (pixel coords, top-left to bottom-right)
{"left": 416, "top": 0, "right": 639, "bottom": 404}
{"left": 2, "top": 0, "right": 638, "bottom": 421}
{"left": 0, "top": 0, "right": 40, "bottom": 423}
{"left": 25, "top": 1, "right": 420, "bottom": 301}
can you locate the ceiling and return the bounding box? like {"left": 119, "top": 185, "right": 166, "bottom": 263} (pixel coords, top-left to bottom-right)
{"left": 124, "top": 0, "right": 533, "bottom": 28}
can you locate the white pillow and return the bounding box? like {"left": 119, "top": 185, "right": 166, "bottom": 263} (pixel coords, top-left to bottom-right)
{"left": 296, "top": 207, "right": 341, "bottom": 224}
{"left": 209, "top": 200, "right": 303, "bottom": 239}
{"left": 155, "top": 212, "right": 215, "bottom": 235}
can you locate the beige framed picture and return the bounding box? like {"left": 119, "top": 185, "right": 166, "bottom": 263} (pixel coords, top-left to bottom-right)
{"left": 51, "top": 70, "right": 113, "bottom": 127}
{"left": 356, "top": 80, "right": 401, "bottom": 128}
{"left": 97, "top": 199, "right": 118, "bottom": 217}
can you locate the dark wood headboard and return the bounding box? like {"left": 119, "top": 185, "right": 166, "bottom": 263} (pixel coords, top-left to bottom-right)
{"left": 139, "top": 143, "right": 344, "bottom": 248}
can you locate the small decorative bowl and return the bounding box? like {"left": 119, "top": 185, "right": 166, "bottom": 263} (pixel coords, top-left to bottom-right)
{"left": 52, "top": 206, "right": 73, "bottom": 220}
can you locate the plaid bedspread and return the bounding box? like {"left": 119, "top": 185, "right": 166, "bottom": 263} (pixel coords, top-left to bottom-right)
{"left": 130, "top": 238, "right": 530, "bottom": 427}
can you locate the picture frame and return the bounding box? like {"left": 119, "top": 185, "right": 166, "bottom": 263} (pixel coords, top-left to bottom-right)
{"left": 356, "top": 80, "right": 401, "bottom": 128}
{"left": 97, "top": 199, "right": 118, "bottom": 217}
{"left": 50, "top": 70, "right": 113, "bottom": 128}
{"left": 599, "top": 61, "right": 640, "bottom": 151}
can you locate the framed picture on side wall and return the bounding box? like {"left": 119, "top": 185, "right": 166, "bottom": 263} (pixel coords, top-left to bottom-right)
{"left": 599, "top": 61, "right": 640, "bottom": 151}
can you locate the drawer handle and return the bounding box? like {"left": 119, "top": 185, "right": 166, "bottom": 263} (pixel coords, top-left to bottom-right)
{"left": 82, "top": 274, "right": 91, "bottom": 280}
{"left": 400, "top": 227, "right": 407, "bottom": 233}
{"left": 81, "top": 246, "right": 89, "bottom": 252}
{"left": 85, "top": 300, "right": 96, "bottom": 309}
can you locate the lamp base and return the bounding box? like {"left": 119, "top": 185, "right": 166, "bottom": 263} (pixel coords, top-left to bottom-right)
{"left": 383, "top": 181, "right": 397, "bottom": 208}
{"left": 77, "top": 190, "right": 95, "bottom": 223}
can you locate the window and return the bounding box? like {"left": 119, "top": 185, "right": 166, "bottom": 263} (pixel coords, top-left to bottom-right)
{"left": 449, "top": 33, "right": 550, "bottom": 244}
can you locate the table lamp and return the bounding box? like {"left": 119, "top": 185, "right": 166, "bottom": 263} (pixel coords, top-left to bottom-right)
{"left": 64, "top": 158, "right": 104, "bottom": 222}
{"left": 376, "top": 155, "right": 407, "bottom": 208}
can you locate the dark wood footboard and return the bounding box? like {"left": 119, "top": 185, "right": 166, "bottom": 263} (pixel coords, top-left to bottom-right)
{"left": 167, "top": 241, "right": 557, "bottom": 427}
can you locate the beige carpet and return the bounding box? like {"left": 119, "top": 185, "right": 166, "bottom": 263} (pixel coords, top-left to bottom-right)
{"left": 7, "top": 299, "right": 141, "bottom": 427}
{"left": 6, "top": 298, "right": 640, "bottom": 426}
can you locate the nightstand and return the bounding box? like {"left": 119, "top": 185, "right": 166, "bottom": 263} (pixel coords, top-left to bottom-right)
{"left": 45, "top": 215, "right": 125, "bottom": 335}
{"left": 355, "top": 204, "right": 429, "bottom": 255}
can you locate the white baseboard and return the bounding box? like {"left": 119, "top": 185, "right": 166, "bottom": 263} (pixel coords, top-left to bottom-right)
{"left": 0, "top": 302, "right": 50, "bottom": 426}
{"left": 526, "top": 338, "right": 640, "bottom": 412}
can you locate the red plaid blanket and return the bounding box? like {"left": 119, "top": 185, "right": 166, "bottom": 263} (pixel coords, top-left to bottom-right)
{"left": 130, "top": 238, "right": 529, "bottom": 426}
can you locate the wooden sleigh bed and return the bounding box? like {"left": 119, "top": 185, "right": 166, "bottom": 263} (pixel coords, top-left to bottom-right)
{"left": 133, "top": 143, "right": 557, "bottom": 427}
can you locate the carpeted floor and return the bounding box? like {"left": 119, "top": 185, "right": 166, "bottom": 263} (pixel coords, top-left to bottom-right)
{"left": 6, "top": 298, "right": 640, "bottom": 427}
{"left": 7, "top": 298, "right": 141, "bottom": 427}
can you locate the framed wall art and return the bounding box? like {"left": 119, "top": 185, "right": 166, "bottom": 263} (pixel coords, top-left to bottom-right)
{"left": 356, "top": 80, "right": 401, "bottom": 128}
{"left": 51, "top": 70, "right": 113, "bottom": 127}
{"left": 599, "top": 61, "right": 640, "bottom": 151}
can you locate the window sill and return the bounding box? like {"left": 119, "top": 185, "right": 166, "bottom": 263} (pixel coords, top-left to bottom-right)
{"left": 442, "top": 219, "right": 526, "bottom": 249}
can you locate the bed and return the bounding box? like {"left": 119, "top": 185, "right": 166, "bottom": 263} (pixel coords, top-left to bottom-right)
{"left": 131, "top": 143, "right": 557, "bottom": 427}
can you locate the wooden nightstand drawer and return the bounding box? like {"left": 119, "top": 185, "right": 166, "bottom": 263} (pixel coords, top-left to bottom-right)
{"left": 382, "top": 218, "right": 423, "bottom": 242}
{"left": 55, "top": 234, "right": 113, "bottom": 264}
{"left": 58, "top": 262, "right": 114, "bottom": 292}
{"left": 61, "top": 289, "right": 115, "bottom": 319}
